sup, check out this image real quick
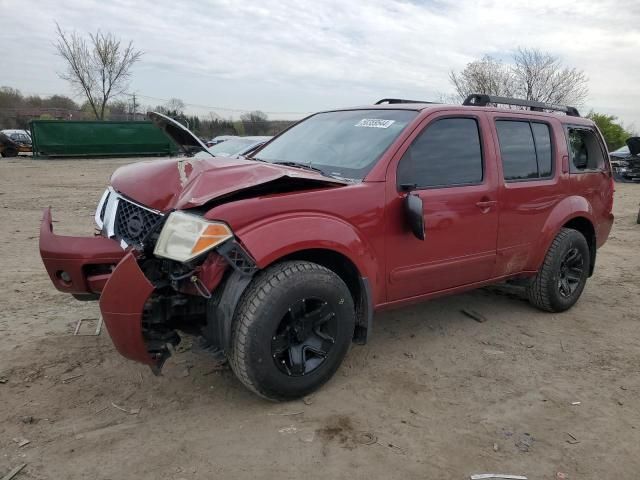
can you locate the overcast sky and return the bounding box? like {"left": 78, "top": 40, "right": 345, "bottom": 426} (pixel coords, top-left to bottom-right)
{"left": 1, "top": 0, "right": 638, "bottom": 127}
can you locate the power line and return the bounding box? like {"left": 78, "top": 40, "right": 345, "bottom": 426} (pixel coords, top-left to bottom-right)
{"left": 121, "top": 93, "right": 311, "bottom": 116}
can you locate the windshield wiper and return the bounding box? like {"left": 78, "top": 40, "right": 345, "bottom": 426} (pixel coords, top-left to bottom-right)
{"left": 272, "top": 161, "right": 326, "bottom": 175}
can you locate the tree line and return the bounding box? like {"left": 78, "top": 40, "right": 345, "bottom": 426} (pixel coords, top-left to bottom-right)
{"left": 0, "top": 87, "right": 294, "bottom": 139}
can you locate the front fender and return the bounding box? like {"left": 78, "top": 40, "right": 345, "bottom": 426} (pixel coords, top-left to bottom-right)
{"left": 236, "top": 213, "right": 382, "bottom": 304}
{"left": 528, "top": 195, "right": 594, "bottom": 271}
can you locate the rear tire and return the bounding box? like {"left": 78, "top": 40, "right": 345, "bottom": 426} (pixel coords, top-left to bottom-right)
{"left": 1, "top": 147, "right": 18, "bottom": 158}
{"left": 527, "top": 228, "right": 590, "bottom": 312}
{"left": 229, "top": 261, "right": 355, "bottom": 401}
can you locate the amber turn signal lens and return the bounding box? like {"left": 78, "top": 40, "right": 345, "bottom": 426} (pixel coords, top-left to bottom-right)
{"left": 191, "top": 224, "right": 233, "bottom": 255}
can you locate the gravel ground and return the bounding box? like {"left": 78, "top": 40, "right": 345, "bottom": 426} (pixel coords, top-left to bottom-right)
{"left": 1, "top": 157, "right": 639, "bottom": 480}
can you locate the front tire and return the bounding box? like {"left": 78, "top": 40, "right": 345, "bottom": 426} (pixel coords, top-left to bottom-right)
{"left": 527, "top": 228, "right": 590, "bottom": 312}
{"left": 229, "top": 261, "right": 355, "bottom": 401}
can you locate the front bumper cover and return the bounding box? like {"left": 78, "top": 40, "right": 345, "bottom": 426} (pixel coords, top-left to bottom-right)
{"left": 99, "top": 252, "right": 158, "bottom": 366}
{"left": 39, "top": 208, "right": 126, "bottom": 294}
{"left": 40, "top": 207, "right": 237, "bottom": 371}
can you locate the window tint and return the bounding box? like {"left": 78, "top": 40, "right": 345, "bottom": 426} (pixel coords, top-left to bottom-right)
{"left": 496, "top": 120, "right": 553, "bottom": 180}
{"left": 532, "top": 123, "right": 552, "bottom": 177}
{"left": 568, "top": 128, "right": 605, "bottom": 172}
{"left": 496, "top": 121, "right": 538, "bottom": 180}
{"left": 397, "top": 118, "right": 482, "bottom": 188}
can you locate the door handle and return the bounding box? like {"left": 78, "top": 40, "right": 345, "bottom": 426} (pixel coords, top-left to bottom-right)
{"left": 476, "top": 200, "right": 497, "bottom": 209}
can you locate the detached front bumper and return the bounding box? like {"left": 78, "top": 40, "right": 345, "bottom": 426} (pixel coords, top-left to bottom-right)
{"left": 99, "top": 252, "right": 158, "bottom": 366}
{"left": 39, "top": 208, "right": 160, "bottom": 367}
{"left": 39, "top": 208, "right": 126, "bottom": 295}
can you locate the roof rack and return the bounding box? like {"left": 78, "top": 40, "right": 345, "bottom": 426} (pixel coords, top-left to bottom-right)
{"left": 375, "top": 98, "right": 438, "bottom": 105}
{"left": 462, "top": 94, "right": 580, "bottom": 117}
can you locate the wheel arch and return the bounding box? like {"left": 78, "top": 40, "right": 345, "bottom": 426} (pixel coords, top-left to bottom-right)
{"left": 236, "top": 213, "right": 382, "bottom": 303}
{"left": 562, "top": 216, "right": 596, "bottom": 276}
{"left": 209, "top": 214, "right": 380, "bottom": 354}
{"left": 530, "top": 196, "right": 597, "bottom": 276}
{"left": 273, "top": 248, "right": 373, "bottom": 344}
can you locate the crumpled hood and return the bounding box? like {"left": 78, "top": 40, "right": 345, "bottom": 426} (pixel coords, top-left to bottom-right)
{"left": 110, "top": 156, "right": 347, "bottom": 211}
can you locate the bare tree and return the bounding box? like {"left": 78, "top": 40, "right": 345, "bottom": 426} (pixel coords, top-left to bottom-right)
{"left": 512, "top": 48, "right": 588, "bottom": 106}
{"left": 449, "top": 56, "right": 515, "bottom": 100}
{"left": 165, "top": 98, "right": 186, "bottom": 115}
{"left": 54, "top": 23, "right": 143, "bottom": 120}
{"left": 240, "top": 110, "right": 268, "bottom": 135}
{"left": 449, "top": 48, "right": 588, "bottom": 107}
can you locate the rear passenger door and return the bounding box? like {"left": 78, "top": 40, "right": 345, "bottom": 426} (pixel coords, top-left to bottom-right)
{"left": 490, "top": 115, "right": 565, "bottom": 276}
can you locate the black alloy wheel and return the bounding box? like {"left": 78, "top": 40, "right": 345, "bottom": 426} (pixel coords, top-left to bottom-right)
{"left": 271, "top": 297, "right": 338, "bottom": 376}
{"left": 557, "top": 247, "right": 584, "bottom": 298}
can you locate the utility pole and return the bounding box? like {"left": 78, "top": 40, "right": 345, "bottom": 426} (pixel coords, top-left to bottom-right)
{"left": 131, "top": 93, "right": 138, "bottom": 120}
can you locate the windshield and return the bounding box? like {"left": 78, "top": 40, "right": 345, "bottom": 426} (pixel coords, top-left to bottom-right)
{"left": 253, "top": 109, "right": 417, "bottom": 180}
{"left": 208, "top": 138, "right": 259, "bottom": 157}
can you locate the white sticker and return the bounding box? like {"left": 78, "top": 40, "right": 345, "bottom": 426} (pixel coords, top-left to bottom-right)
{"left": 355, "top": 119, "right": 395, "bottom": 129}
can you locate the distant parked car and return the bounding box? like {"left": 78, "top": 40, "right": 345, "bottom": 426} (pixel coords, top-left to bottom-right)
{"left": 0, "top": 129, "right": 32, "bottom": 157}
{"left": 610, "top": 137, "right": 640, "bottom": 182}
{"left": 148, "top": 112, "right": 272, "bottom": 159}
{"left": 205, "top": 136, "right": 272, "bottom": 158}
{"left": 206, "top": 135, "right": 236, "bottom": 148}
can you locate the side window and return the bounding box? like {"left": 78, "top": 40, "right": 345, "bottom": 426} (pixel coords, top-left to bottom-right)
{"left": 397, "top": 118, "right": 483, "bottom": 188}
{"left": 568, "top": 128, "right": 605, "bottom": 172}
{"left": 496, "top": 120, "right": 553, "bottom": 181}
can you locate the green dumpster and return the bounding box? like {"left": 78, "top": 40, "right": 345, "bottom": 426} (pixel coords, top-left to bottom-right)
{"left": 29, "top": 120, "right": 179, "bottom": 158}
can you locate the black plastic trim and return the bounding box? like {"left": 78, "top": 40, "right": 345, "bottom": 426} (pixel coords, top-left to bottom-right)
{"left": 353, "top": 276, "right": 373, "bottom": 345}
{"left": 376, "top": 98, "right": 438, "bottom": 105}
{"left": 217, "top": 239, "right": 258, "bottom": 276}
{"left": 463, "top": 94, "right": 580, "bottom": 117}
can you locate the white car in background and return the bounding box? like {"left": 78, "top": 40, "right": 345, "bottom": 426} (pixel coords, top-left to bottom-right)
{"left": 205, "top": 136, "right": 272, "bottom": 158}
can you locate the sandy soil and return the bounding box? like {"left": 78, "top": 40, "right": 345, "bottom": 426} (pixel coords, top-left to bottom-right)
{"left": 1, "top": 157, "right": 639, "bottom": 480}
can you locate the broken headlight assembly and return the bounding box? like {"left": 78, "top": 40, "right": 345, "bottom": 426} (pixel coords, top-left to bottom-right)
{"left": 153, "top": 211, "right": 233, "bottom": 263}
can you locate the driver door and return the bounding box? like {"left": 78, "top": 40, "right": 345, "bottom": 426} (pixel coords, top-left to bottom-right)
{"left": 385, "top": 113, "right": 499, "bottom": 302}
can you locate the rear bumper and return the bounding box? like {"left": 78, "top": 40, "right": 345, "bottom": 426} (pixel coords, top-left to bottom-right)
{"left": 39, "top": 208, "right": 125, "bottom": 294}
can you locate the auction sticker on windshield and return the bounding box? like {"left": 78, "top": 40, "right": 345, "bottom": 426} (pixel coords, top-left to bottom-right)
{"left": 354, "top": 119, "right": 395, "bottom": 128}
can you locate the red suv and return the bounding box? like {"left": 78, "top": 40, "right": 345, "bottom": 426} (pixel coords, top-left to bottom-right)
{"left": 40, "top": 95, "right": 614, "bottom": 400}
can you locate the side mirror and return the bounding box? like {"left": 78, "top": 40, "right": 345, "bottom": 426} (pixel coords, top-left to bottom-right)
{"left": 404, "top": 193, "right": 425, "bottom": 240}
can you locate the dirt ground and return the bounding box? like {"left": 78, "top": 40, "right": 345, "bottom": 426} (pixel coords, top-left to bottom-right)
{"left": 0, "top": 157, "right": 639, "bottom": 480}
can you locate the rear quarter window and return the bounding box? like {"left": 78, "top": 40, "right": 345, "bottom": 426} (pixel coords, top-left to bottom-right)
{"left": 567, "top": 128, "right": 606, "bottom": 172}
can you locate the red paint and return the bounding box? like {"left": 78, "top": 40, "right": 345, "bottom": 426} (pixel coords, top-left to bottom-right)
{"left": 111, "top": 156, "right": 346, "bottom": 212}
{"left": 99, "top": 252, "right": 156, "bottom": 365}
{"left": 39, "top": 208, "right": 125, "bottom": 294}
{"left": 39, "top": 103, "right": 615, "bottom": 368}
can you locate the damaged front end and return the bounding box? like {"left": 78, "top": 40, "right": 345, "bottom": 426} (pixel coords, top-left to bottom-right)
{"left": 40, "top": 120, "right": 345, "bottom": 372}
{"left": 95, "top": 188, "right": 263, "bottom": 372}
{"left": 99, "top": 251, "right": 232, "bottom": 372}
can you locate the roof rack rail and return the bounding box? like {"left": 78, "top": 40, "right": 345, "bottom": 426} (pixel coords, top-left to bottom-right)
{"left": 375, "top": 98, "right": 438, "bottom": 105}
{"left": 462, "top": 94, "right": 580, "bottom": 117}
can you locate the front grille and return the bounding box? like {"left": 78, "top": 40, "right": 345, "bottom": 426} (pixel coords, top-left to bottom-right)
{"left": 113, "top": 198, "right": 162, "bottom": 246}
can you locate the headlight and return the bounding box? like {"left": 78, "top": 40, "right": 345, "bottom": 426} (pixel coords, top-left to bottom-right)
{"left": 153, "top": 211, "right": 232, "bottom": 262}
